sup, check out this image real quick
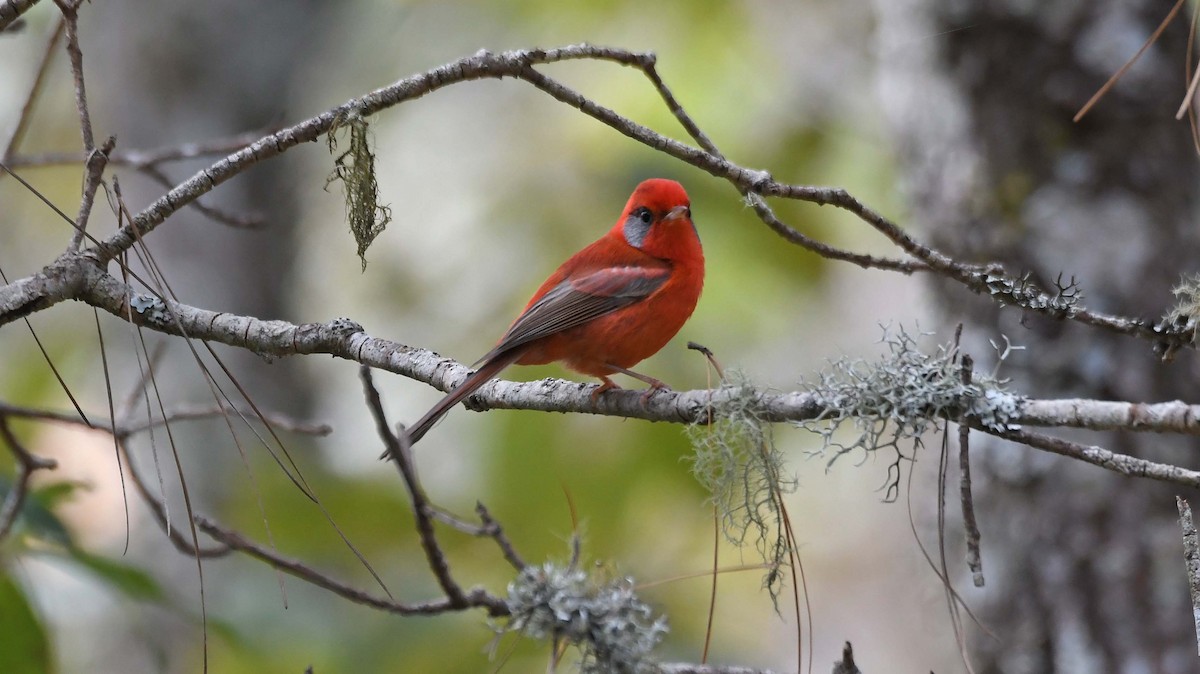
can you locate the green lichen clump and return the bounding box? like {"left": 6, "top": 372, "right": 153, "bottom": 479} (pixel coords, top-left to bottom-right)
{"left": 686, "top": 375, "right": 795, "bottom": 604}
{"left": 327, "top": 111, "right": 391, "bottom": 272}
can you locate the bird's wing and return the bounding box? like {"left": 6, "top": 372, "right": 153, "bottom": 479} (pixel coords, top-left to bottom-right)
{"left": 474, "top": 265, "right": 669, "bottom": 365}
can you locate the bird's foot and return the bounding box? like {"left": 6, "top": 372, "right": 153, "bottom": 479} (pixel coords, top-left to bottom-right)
{"left": 591, "top": 377, "right": 621, "bottom": 404}
{"left": 639, "top": 379, "right": 669, "bottom": 406}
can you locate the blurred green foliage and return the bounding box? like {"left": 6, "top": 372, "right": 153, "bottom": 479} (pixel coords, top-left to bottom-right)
{"left": 0, "top": 0, "right": 910, "bottom": 671}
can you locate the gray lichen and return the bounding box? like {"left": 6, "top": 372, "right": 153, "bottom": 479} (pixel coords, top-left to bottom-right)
{"left": 800, "top": 327, "right": 1025, "bottom": 500}
{"left": 502, "top": 561, "right": 668, "bottom": 673}
{"left": 686, "top": 376, "right": 795, "bottom": 604}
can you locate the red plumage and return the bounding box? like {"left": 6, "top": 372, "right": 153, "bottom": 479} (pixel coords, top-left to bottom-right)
{"left": 397, "top": 178, "right": 704, "bottom": 449}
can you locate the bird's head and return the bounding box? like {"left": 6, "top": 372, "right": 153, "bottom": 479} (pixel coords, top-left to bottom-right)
{"left": 616, "top": 179, "right": 700, "bottom": 260}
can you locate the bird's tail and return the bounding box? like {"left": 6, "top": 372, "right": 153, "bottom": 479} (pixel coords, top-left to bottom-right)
{"left": 383, "top": 351, "right": 520, "bottom": 458}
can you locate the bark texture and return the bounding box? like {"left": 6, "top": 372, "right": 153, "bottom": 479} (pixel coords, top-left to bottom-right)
{"left": 874, "top": 1, "right": 1200, "bottom": 672}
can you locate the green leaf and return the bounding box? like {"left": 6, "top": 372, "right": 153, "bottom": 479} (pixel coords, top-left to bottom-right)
{"left": 0, "top": 568, "right": 53, "bottom": 674}
{"left": 0, "top": 477, "right": 73, "bottom": 549}
{"left": 67, "top": 548, "right": 164, "bottom": 602}
{"left": 32, "top": 481, "right": 85, "bottom": 510}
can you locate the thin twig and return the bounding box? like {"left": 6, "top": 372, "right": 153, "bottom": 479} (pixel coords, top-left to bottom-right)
{"left": 958, "top": 354, "right": 984, "bottom": 588}
{"left": 118, "top": 434, "right": 230, "bottom": 558}
{"left": 54, "top": 0, "right": 94, "bottom": 151}
{"left": 71, "top": 135, "right": 115, "bottom": 251}
{"left": 0, "top": 415, "right": 58, "bottom": 540}
{"left": 135, "top": 164, "right": 264, "bottom": 229}
{"left": 117, "top": 403, "right": 332, "bottom": 439}
{"left": 122, "top": 426, "right": 508, "bottom": 615}
{"left": 904, "top": 442, "right": 996, "bottom": 641}
{"left": 0, "top": 401, "right": 104, "bottom": 430}
{"left": 938, "top": 424, "right": 977, "bottom": 673}
{"left": 8, "top": 130, "right": 269, "bottom": 169}
{"left": 1075, "top": 0, "right": 1187, "bottom": 122}
{"left": 195, "top": 511, "right": 507, "bottom": 616}
{"left": 984, "top": 426, "right": 1200, "bottom": 488}
{"left": 474, "top": 502, "right": 527, "bottom": 572}
{"left": 359, "top": 365, "right": 467, "bottom": 606}
{"left": 93, "top": 306, "right": 131, "bottom": 554}
{"left": 0, "top": 45, "right": 1189, "bottom": 350}
{"left": 1177, "top": 497, "right": 1200, "bottom": 656}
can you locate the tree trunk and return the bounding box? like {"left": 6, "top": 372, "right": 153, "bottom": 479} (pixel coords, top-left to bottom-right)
{"left": 873, "top": 1, "right": 1200, "bottom": 671}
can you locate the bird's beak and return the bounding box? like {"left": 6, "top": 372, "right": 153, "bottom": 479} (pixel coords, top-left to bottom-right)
{"left": 663, "top": 205, "right": 690, "bottom": 222}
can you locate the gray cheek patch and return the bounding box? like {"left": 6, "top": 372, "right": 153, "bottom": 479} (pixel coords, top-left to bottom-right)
{"left": 623, "top": 213, "right": 651, "bottom": 249}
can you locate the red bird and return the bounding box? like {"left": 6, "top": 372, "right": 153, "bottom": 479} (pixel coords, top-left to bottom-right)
{"left": 400, "top": 178, "right": 704, "bottom": 447}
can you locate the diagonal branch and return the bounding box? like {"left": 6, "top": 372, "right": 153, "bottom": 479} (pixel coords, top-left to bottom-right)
{"left": 981, "top": 426, "right": 1200, "bottom": 488}
{"left": 0, "top": 414, "right": 58, "bottom": 541}
{"left": 0, "top": 0, "right": 40, "bottom": 33}
{"left": 0, "top": 44, "right": 1187, "bottom": 350}
{"left": 360, "top": 364, "right": 467, "bottom": 607}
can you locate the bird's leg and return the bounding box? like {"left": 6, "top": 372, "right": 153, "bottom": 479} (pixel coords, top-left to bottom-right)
{"left": 591, "top": 376, "right": 622, "bottom": 403}
{"left": 606, "top": 364, "right": 669, "bottom": 404}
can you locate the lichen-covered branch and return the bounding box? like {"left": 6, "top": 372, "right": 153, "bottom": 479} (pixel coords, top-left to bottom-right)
{"left": 1178, "top": 497, "right": 1200, "bottom": 656}
{"left": 60, "top": 269, "right": 1200, "bottom": 441}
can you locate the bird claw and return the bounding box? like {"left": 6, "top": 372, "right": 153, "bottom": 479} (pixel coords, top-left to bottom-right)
{"left": 591, "top": 380, "right": 621, "bottom": 403}
{"left": 639, "top": 381, "right": 669, "bottom": 406}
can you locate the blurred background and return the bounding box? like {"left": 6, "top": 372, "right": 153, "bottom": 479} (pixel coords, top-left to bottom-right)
{"left": 1, "top": 0, "right": 1197, "bottom": 672}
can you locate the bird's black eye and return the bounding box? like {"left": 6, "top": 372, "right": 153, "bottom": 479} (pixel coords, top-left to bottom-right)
{"left": 637, "top": 207, "right": 653, "bottom": 225}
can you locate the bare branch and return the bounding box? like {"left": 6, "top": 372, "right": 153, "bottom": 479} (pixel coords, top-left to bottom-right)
{"left": 0, "top": 401, "right": 104, "bottom": 430}
{"left": 195, "top": 511, "right": 507, "bottom": 616}
{"left": 984, "top": 426, "right": 1200, "bottom": 488}
{"left": 55, "top": 0, "right": 94, "bottom": 152}
{"left": 0, "top": 0, "right": 40, "bottom": 33}
{"left": 475, "top": 502, "right": 527, "bottom": 572}
{"left": 94, "top": 46, "right": 657, "bottom": 263}
{"left": 134, "top": 164, "right": 264, "bottom": 228}
{"left": 63, "top": 268, "right": 1200, "bottom": 441}
{"left": 0, "top": 44, "right": 1185, "bottom": 350}
{"left": 360, "top": 365, "right": 468, "bottom": 606}
{"left": 958, "top": 354, "right": 984, "bottom": 588}
{"left": 117, "top": 403, "right": 332, "bottom": 439}
{"left": 0, "top": 414, "right": 58, "bottom": 541}
{"left": 70, "top": 135, "right": 114, "bottom": 251}
{"left": 1178, "top": 497, "right": 1200, "bottom": 656}
{"left": 8, "top": 130, "right": 269, "bottom": 169}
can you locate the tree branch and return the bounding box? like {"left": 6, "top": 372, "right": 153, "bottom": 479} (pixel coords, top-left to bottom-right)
{"left": 0, "top": 44, "right": 1187, "bottom": 351}
{"left": 360, "top": 365, "right": 469, "bottom": 607}
{"left": 983, "top": 426, "right": 1200, "bottom": 488}
{"left": 0, "top": 414, "right": 58, "bottom": 541}
{"left": 0, "top": 0, "right": 40, "bottom": 33}
{"left": 1178, "top": 497, "right": 1200, "bottom": 657}
{"left": 7, "top": 130, "right": 269, "bottom": 169}
{"left": 7, "top": 268, "right": 1174, "bottom": 440}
